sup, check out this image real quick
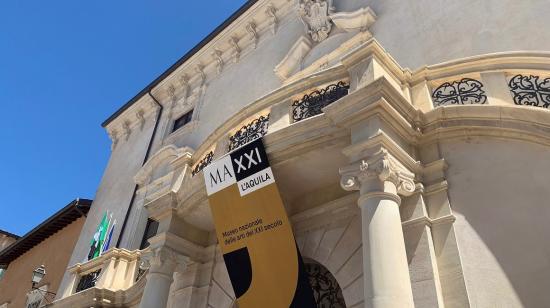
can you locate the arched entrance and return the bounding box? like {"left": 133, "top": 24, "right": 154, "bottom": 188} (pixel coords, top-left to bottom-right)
{"left": 305, "top": 260, "right": 347, "bottom": 308}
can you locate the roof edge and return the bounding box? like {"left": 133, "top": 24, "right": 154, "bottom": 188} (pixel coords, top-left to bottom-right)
{"left": 0, "top": 198, "right": 93, "bottom": 266}
{"left": 0, "top": 229, "right": 19, "bottom": 240}
{"left": 101, "top": 0, "right": 258, "bottom": 128}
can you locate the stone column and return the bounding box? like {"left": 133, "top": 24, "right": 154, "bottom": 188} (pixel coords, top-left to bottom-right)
{"left": 139, "top": 247, "right": 187, "bottom": 308}
{"left": 340, "top": 149, "right": 416, "bottom": 308}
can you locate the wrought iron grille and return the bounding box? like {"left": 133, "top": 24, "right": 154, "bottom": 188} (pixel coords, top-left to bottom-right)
{"left": 508, "top": 74, "right": 550, "bottom": 108}
{"left": 75, "top": 269, "right": 101, "bottom": 293}
{"left": 432, "top": 78, "right": 487, "bottom": 107}
{"left": 227, "top": 114, "right": 270, "bottom": 152}
{"left": 292, "top": 81, "right": 350, "bottom": 122}
{"left": 192, "top": 151, "right": 214, "bottom": 176}
{"left": 305, "top": 262, "right": 346, "bottom": 308}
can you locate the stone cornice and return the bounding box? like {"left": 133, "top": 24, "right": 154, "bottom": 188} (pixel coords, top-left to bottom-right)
{"left": 104, "top": 94, "right": 159, "bottom": 149}
{"left": 150, "top": 0, "right": 296, "bottom": 104}
{"left": 420, "top": 105, "right": 550, "bottom": 146}
{"left": 410, "top": 51, "right": 550, "bottom": 85}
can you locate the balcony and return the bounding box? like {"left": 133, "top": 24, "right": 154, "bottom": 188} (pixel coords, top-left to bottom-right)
{"left": 53, "top": 248, "right": 148, "bottom": 307}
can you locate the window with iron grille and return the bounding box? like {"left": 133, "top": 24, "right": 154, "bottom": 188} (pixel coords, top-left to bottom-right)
{"left": 140, "top": 218, "right": 159, "bottom": 249}
{"left": 508, "top": 74, "right": 550, "bottom": 108}
{"left": 75, "top": 269, "right": 101, "bottom": 293}
{"left": 431, "top": 78, "right": 487, "bottom": 107}
{"left": 172, "top": 109, "right": 193, "bottom": 132}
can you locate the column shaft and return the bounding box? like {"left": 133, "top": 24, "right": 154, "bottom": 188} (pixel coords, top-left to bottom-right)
{"left": 139, "top": 271, "right": 174, "bottom": 308}
{"left": 359, "top": 190, "right": 414, "bottom": 308}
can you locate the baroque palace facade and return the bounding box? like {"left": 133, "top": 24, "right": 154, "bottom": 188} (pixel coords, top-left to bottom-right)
{"left": 51, "top": 0, "right": 550, "bottom": 307}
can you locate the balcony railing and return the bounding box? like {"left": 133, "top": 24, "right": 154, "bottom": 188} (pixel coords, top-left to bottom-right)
{"left": 292, "top": 81, "right": 350, "bottom": 122}
{"left": 227, "top": 114, "right": 270, "bottom": 152}
{"left": 62, "top": 248, "right": 148, "bottom": 298}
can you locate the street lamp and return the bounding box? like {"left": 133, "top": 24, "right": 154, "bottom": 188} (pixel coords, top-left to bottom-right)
{"left": 31, "top": 265, "right": 56, "bottom": 297}
{"left": 31, "top": 265, "right": 46, "bottom": 288}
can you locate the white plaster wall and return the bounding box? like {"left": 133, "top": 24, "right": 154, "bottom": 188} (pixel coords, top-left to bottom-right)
{"left": 441, "top": 137, "right": 550, "bottom": 308}
{"left": 338, "top": 0, "right": 550, "bottom": 69}
{"left": 170, "top": 17, "right": 305, "bottom": 151}
{"left": 55, "top": 114, "right": 157, "bottom": 298}
{"left": 162, "top": 0, "right": 550, "bottom": 152}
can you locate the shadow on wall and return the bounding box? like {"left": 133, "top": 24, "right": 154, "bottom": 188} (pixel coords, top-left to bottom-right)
{"left": 443, "top": 138, "right": 550, "bottom": 308}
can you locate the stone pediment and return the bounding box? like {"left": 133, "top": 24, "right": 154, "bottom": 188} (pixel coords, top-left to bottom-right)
{"left": 275, "top": 5, "right": 376, "bottom": 82}
{"left": 134, "top": 145, "right": 193, "bottom": 186}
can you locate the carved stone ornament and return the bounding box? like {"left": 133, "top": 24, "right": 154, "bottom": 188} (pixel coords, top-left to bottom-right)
{"left": 146, "top": 246, "right": 188, "bottom": 274}
{"left": 108, "top": 129, "right": 119, "bottom": 150}
{"left": 195, "top": 64, "right": 206, "bottom": 86}
{"left": 229, "top": 36, "right": 241, "bottom": 63}
{"left": 136, "top": 109, "right": 145, "bottom": 130}
{"left": 265, "top": 4, "right": 278, "bottom": 35}
{"left": 122, "top": 121, "right": 132, "bottom": 141}
{"left": 298, "top": 0, "right": 334, "bottom": 42}
{"left": 212, "top": 49, "right": 224, "bottom": 74}
{"left": 339, "top": 149, "right": 416, "bottom": 197}
{"left": 179, "top": 74, "right": 190, "bottom": 99}
{"left": 167, "top": 84, "right": 177, "bottom": 102}
{"left": 246, "top": 22, "right": 258, "bottom": 49}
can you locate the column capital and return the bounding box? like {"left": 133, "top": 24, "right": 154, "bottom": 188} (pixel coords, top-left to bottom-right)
{"left": 340, "top": 149, "right": 416, "bottom": 197}
{"left": 143, "top": 246, "right": 188, "bottom": 276}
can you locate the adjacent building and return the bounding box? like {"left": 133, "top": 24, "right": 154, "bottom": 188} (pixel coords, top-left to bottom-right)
{"left": 0, "top": 199, "right": 91, "bottom": 308}
{"left": 51, "top": 0, "right": 550, "bottom": 307}
{"left": 0, "top": 230, "right": 18, "bottom": 253}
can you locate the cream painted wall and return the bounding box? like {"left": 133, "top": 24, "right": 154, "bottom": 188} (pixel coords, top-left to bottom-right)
{"left": 441, "top": 137, "right": 550, "bottom": 308}
{"left": 56, "top": 112, "right": 157, "bottom": 298}
{"left": 57, "top": 0, "right": 550, "bottom": 305}
{"left": 339, "top": 0, "right": 550, "bottom": 69}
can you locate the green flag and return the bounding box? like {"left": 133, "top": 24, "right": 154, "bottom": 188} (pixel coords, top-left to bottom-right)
{"left": 88, "top": 212, "right": 108, "bottom": 260}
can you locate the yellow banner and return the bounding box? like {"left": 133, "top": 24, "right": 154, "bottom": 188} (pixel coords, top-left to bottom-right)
{"left": 203, "top": 138, "right": 316, "bottom": 308}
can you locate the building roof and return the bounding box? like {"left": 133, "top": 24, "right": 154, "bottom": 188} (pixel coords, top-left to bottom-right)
{"left": 101, "top": 0, "right": 258, "bottom": 128}
{"left": 0, "top": 229, "right": 19, "bottom": 240}
{"left": 0, "top": 198, "right": 92, "bottom": 267}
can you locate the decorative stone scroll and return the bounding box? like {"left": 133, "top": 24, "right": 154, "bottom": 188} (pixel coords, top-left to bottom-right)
{"left": 508, "top": 74, "right": 550, "bottom": 108}
{"left": 340, "top": 149, "right": 416, "bottom": 198}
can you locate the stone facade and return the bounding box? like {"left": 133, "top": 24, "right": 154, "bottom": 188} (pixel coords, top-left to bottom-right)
{"left": 53, "top": 0, "right": 550, "bottom": 307}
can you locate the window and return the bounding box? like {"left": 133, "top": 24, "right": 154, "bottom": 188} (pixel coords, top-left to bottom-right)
{"left": 140, "top": 219, "right": 159, "bottom": 249}
{"left": 172, "top": 109, "right": 193, "bottom": 132}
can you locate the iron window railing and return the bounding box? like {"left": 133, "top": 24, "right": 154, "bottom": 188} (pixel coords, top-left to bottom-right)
{"left": 192, "top": 151, "right": 214, "bottom": 176}
{"left": 227, "top": 114, "right": 270, "bottom": 152}
{"left": 292, "top": 81, "right": 350, "bottom": 122}
{"left": 75, "top": 269, "right": 101, "bottom": 293}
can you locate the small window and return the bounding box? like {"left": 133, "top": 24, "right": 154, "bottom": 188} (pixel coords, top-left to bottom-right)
{"left": 172, "top": 109, "right": 193, "bottom": 132}
{"left": 140, "top": 219, "right": 159, "bottom": 249}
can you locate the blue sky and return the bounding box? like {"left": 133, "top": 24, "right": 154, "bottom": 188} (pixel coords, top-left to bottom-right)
{"left": 0, "top": 1, "right": 246, "bottom": 236}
